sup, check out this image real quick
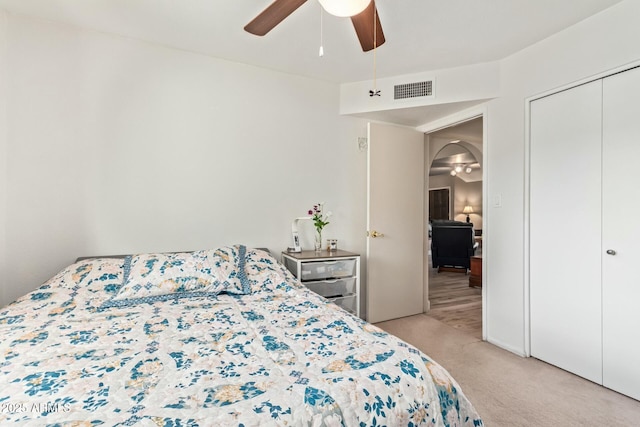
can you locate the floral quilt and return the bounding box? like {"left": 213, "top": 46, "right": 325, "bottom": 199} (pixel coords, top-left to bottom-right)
{"left": 0, "top": 248, "right": 483, "bottom": 426}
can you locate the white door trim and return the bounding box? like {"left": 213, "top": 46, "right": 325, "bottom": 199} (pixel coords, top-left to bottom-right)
{"left": 419, "top": 104, "right": 489, "bottom": 341}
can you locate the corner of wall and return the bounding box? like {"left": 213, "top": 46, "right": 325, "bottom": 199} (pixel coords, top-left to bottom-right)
{"left": 0, "top": 9, "right": 8, "bottom": 308}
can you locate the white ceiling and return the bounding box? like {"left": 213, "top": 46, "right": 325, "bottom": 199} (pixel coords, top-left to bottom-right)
{"left": 0, "top": 0, "right": 622, "bottom": 84}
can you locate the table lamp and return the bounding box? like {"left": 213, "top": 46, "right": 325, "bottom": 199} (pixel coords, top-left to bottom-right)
{"left": 463, "top": 205, "right": 474, "bottom": 223}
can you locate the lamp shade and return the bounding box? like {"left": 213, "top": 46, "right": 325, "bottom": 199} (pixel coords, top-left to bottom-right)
{"left": 463, "top": 205, "right": 474, "bottom": 214}
{"left": 318, "top": 0, "right": 371, "bottom": 17}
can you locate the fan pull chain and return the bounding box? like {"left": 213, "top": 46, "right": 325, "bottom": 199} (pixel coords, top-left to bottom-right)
{"left": 370, "top": 4, "right": 380, "bottom": 97}
{"left": 319, "top": 7, "right": 324, "bottom": 57}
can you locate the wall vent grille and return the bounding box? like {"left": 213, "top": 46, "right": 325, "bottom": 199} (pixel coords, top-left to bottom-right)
{"left": 394, "top": 80, "right": 433, "bottom": 100}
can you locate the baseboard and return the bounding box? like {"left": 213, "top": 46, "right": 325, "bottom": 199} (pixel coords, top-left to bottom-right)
{"left": 487, "top": 337, "right": 527, "bottom": 357}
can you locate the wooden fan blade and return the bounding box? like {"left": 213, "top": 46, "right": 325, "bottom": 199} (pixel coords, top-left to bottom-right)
{"left": 244, "top": 0, "right": 308, "bottom": 36}
{"left": 351, "top": 0, "right": 385, "bottom": 52}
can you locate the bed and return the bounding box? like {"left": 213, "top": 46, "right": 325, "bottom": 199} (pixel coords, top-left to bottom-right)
{"left": 0, "top": 245, "right": 483, "bottom": 426}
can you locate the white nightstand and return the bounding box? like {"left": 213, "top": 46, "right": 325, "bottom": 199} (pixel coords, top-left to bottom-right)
{"left": 282, "top": 250, "right": 361, "bottom": 318}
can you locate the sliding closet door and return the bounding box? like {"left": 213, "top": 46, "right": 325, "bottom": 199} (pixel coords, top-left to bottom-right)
{"left": 602, "top": 66, "right": 640, "bottom": 400}
{"left": 529, "top": 80, "right": 603, "bottom": 384}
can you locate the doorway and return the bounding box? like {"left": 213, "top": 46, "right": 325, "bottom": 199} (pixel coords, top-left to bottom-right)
{"left": 425, "top": 117, "right": 484, "bottom": 339}
{"left": 428, "top": 187, "right": 451, "bottom": 221}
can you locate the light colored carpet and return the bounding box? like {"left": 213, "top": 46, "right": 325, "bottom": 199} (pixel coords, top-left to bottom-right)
{"left": 375, "top": 314, "right": 640, "bottom": 426}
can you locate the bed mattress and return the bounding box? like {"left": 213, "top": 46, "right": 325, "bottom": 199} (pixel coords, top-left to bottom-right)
{"left": 0, "top": 247, "right": 482, "bottom": 426}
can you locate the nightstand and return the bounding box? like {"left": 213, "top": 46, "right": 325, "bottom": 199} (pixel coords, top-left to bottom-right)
{"left": 282, "top": 250, "right": 361, "bottom": 318}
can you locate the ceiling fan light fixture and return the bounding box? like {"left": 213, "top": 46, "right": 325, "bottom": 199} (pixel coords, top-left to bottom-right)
{"left": 318, "top": 0, "right": 371, "bottom": 17}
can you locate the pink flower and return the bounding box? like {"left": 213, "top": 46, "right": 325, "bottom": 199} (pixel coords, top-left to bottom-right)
{"left": 308, "top": 202, "right": 330, "bottom": 233}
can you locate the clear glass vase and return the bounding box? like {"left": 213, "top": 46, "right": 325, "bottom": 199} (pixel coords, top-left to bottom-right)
{"left": 314, "top": 230, "right": 322, "bottom": 252}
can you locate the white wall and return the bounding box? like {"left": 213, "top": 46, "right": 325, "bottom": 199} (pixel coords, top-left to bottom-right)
{"left": 340, "top": 61, "right": 499, "bottom": 115}
{"left": 0, "top": 12, "right": 7, "bottom": 307}
{"left": 427, "top": 175, "right": 482, "bottom": 228}
{"left": 452, "top": 179, "right": 482, "bottom": 229}
{"left": 340, "top": 0, "right": 640, "bottom": 355}
{"left": 483, "top": 0, "right": 640, "bottom": 355}
{"left": 0, "top": 12, "right": 368, "bottom": 307}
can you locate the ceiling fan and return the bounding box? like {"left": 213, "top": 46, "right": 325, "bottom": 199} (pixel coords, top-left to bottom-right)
{"left": 244, "top": 0, "right": 385, "bottom": 52}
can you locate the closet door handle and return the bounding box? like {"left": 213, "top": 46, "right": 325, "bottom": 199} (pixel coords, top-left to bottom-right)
{"left": 606, "top": 249, "right": 616, "bottom": 255}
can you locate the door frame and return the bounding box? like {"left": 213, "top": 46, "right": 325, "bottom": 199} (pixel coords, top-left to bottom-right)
{"left": 418, "top": 105, "right": 488, "bottom": 341}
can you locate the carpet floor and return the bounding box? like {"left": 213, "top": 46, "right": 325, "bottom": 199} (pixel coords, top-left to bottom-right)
{"left": 375, "top": 314, "right": 640, "bottom": 426}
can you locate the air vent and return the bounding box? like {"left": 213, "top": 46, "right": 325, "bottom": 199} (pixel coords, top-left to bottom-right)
{"left": 394, "top": 80, "right": 433, "bottom": 100}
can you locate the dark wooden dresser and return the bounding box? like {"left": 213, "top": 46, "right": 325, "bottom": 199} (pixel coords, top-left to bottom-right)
{"left": 469, "top": 256, "right": 482, "bottom": 287}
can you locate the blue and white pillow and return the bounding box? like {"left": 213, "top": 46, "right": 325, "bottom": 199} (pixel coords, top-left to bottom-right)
{"left": 244, "top": 247, "right": 299, "bottom": 293}
{"left": 100, "top": 245, "right": 250, "bottom": 309}
{"left": 210, "top": 245, "right": 249, "bottom": 295}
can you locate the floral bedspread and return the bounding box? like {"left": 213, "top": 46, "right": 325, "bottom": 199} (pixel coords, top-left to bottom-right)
{"left": 0, "top": 252, "right": 483, "bottom": 426}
